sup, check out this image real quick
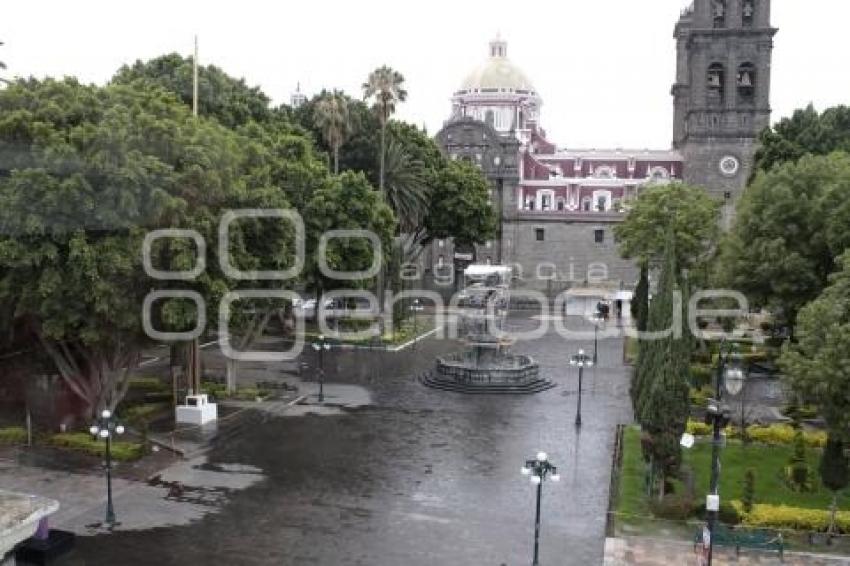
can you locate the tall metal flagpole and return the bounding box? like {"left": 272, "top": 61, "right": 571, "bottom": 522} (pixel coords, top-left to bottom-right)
{"left": 193, "top": 35, "right": 199, "bottom": 117}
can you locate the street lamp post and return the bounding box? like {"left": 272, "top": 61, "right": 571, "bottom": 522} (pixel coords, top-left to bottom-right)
{"left": 312, "top": 335, "right": 331, "bottom": 403}
{"left": 705, "top": 341, "right": 745, "bottom": 566}
{"left": 590, "top": 311, "right": 605, "bottom": 366}
{"left": 569, "top": 349, "right": 594, "bottom": 427}
{"left": 521, "top": 451, "right": 560, "bottom": 566}
{"left": 89, "top": 409, "right": 125, "bottom": 526}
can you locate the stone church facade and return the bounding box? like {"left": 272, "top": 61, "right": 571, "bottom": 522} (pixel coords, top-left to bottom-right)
{"left": 429, "top": 0, "right": 775, "bottom": 294}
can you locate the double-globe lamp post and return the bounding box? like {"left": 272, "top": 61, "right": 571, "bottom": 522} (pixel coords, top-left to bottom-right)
{"left": 89, "top": 409, "right": 125, "bottom": 526}
{"left": 312, "top": 335, "right": 331, "bottom": 403}
{"left": 705, "top": 340, "right": 746, "bottom": 566}
{"left": 570, "top": 349, "right": 594, "bottom": 427}
{"left": 521, "top": 452, "right": 560, "bottom": 566}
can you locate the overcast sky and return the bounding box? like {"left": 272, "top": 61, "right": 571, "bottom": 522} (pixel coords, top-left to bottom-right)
{"left": 3, "top": 1, "right": 849, "bottom": 149}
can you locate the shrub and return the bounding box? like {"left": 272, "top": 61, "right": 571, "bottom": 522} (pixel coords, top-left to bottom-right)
{"left": 686, "top": 419, "right": 713, "bottom": 436}
{"left": 49, "top": 432, "right": 143, "bottom": 461}
{"left": 650, "top": 493, "right": 695, "bottom": 521}
{"left": 745, "top": 425, "right": 826, "bottom": 448}
{"left": 689, "top": 364, "right": 714, "bottom": 388}
{"left": 785, "top": 429, "right": 814, "bottom": 492}
{"left": 742, "top": 468, "right": 756, "bottom": 514}
{"left": 127, "top": 377, "right": 169, "bottom": 393}
{"left": 0, "top": 426, "right": 27, "bottom": 444}
{"left": 123, "top": 402, "right": 170, "bottom": 426}
{"left": 733, "top": 501, "right": 850, "bottom": 533}
{"left": 695, "top": 501, "right": 741, "bottom": 525}
{"left": 689, "top": 386, "right": 713, "bottom": 407}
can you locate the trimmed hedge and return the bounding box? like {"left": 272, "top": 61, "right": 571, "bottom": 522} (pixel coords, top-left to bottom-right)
{"left": 684, "top": 420, "right": 827, "bottom": 448}
{"left": 49, "top": 433, "right": 143, "bottom": 461}
{"left": 732, "top": 501, "right": 850, "bottom": 533}
{"left": 0, "top": 426, "right": 27, "bottom": 444}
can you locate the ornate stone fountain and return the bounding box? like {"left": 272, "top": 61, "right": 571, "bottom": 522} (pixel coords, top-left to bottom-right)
{"left": 422, "top": 265, "right": 554, "bottom": 394}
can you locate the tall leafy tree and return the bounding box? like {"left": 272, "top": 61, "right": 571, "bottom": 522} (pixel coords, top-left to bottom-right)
{"left": 112, "top": 53, "right": 274, "bottom": 128}
{"left": 615, "top": 182, "right": 720, "bottom": 271}
{"left": 718, "top": 152, "right": 850, "bottom": 329}
{"left": 383, "top": 137, "right": 429, "bottom": 233}
{"left": 362, "top": 66, "right": 407, "bottom": 193}
{"left": 424, "top": 160, "right": 496, "bottom": 248}
{"left": 635, "top": 238, "right": 691, "bottom": 498}
{"left": 779, "top": 250, "right": 850, "bottom": 440}
{"left": 631, "top": 262, "right": 650, "bottom": 332}
{"left": 0, "top": 78, "right": 297, "bottom": 416}
{"left": 313, "top": 91, "right": 351, "bottom": 174}
{"left": 754, "top": 104, "right": 850, "bottom": 175}
{"left": 303, "top": 171, "right": 395, "bottom": 294}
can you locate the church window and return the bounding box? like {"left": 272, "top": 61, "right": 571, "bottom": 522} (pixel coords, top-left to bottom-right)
{"left": 707, "top": 63, "right": 725, "bottom": 106}
{"left": 742, "top": 0, "right": 755, "bottom": 27}
{"left": 712, "top": 0, "right": 726, "bottom": 28}
{"left": 596, "top": 196, "right": 607, "bottom": 211}
{"left": 535, "top": 228, "right": 545, "bottom": 242}
{"left": 737, "top": 63, "right": 756, "bottom": 102}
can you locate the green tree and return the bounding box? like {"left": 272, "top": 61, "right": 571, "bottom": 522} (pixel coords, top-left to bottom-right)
{"left": 313, "top": 91, "right": 351, "bottom": 174}
{"left": 383, "top": 136, "right": 429, "bottom": 234}
{"left": 362, "top": 66, "right": 407, "bottom": 193}
{"left": 425, "top": 160, "right": 496, "bottom": 248}
{"left": 754, "top": 104, "right": 850, "bottom": 175}
{"left": 112, "top": 53, "right": 274, "bottom": 128}
{"left": 780, "top": 250, "right": 850, "bottom": 439}
{"left": 0, "top": 78, "right": 297, "bottom": 415}
{"left": 635, "top": 239, "right": 691, "bottom": 498}
{"left": 303, "top": 171, "right": 396, "bottom": 294}
{"left": 631, "top": 262, "right": 649, "bottom": 332}
{"left": 719, "top": 152, "right": 850, "bottom": 330}
{"left": 615, "top": 182, "right": 720, "bottom": 271}
{"left": 820, "top": 435, "right": 849, "bottom": 538}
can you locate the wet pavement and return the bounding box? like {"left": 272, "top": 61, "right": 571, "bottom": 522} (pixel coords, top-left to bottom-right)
{"left": 52, "top": 314, "right": 633, "bottom": 565}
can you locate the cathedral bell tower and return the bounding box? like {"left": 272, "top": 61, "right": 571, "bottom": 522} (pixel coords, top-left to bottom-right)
{"left": 672, "top": 0, "right": 777, "bottom": 219}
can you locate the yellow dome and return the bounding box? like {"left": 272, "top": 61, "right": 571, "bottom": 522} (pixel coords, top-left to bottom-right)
{"left": 458, "top": 38, "right": 536, "bottom": 94}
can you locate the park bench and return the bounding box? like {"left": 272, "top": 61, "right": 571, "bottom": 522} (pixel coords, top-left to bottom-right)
{"left": 694, "top": 524, "right": 784, "bottom": 561}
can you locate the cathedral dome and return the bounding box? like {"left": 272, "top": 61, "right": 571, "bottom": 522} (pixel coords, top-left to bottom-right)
{"left": 456, "top": 37, "right": 537, "bottom": 95}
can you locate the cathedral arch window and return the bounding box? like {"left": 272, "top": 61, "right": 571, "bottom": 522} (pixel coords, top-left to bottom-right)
{"left": 648, "top": 166, "right": 670, "bottom": 183}
{"left": 707, "top": 63, "right": 725, "bottom": 106}
{"left": 712, "top": 0, "right": 727, "bottom": 28}
{"left": 742, "top": 0, "right": 755, "bottom": 27}
{"left": 737, "top": 63, "right": 756, "bottom": 102}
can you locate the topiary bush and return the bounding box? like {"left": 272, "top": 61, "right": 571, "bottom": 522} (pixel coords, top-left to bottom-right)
{"left": 650, "top": 493, "right": 696, "bottom": 521}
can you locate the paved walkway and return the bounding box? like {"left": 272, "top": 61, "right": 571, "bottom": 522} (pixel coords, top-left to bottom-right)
{"left": 604, "top": 537, "right": 850, "bottom": 565}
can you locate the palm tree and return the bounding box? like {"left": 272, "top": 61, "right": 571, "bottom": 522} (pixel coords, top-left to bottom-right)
{"left": 383, "top": 137, "right": 429, "bottom": 233}
{"left": 313, "top": 91, "right": 350, "bottom": 174}
{"left": 362, "top": 66, "right": 407, "bottom": 192}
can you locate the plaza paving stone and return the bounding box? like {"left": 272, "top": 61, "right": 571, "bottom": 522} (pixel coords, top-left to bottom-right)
{"left": 4, "top": 314, "right": 745, "bottom": 564}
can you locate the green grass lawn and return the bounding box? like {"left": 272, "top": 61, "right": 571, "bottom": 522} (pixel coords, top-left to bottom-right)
{"left": 616, "top": 426, "right": 849, "bottom": 526}
{"left": 684, "top": 438, "right": 850, "bottom": 510}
